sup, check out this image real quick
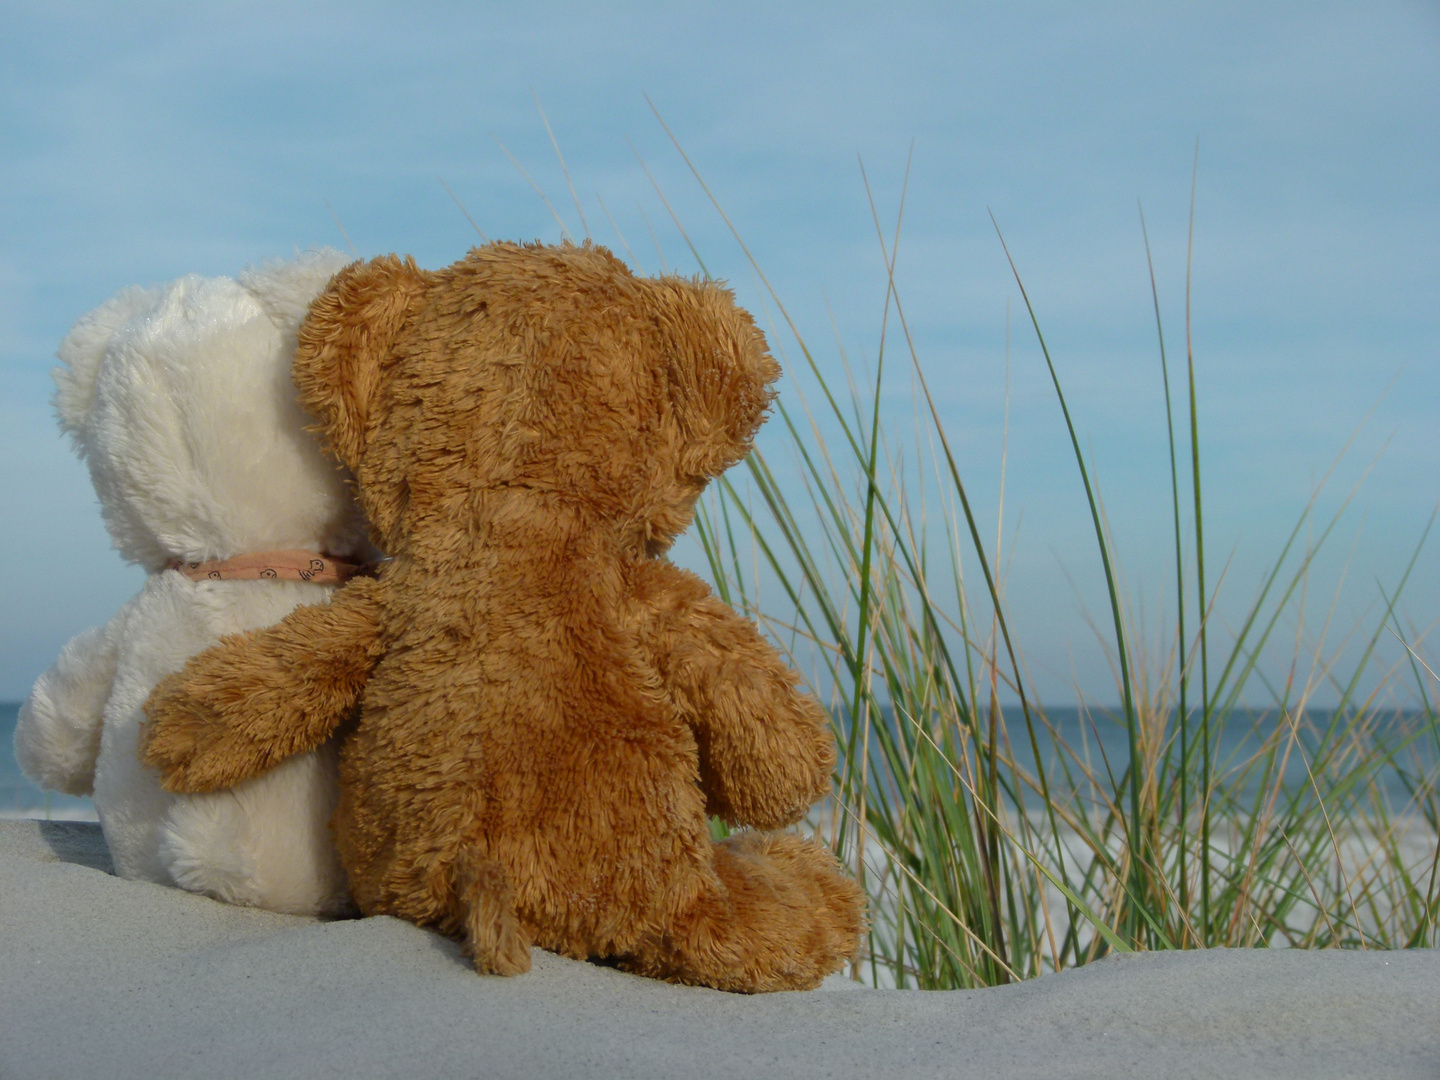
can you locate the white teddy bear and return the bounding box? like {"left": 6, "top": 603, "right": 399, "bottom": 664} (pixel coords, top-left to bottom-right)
{"left": 13, "top": 249, "right": 374, "bottom": 916}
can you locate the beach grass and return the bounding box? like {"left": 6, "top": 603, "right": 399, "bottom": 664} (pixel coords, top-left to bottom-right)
{"left": 632, "top": 127, "right": 1440, "bottom": 989}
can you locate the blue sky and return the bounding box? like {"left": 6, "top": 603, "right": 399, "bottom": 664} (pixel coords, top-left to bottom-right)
{"left": 1, "top": 2, "right": 1436, "bottom": 704}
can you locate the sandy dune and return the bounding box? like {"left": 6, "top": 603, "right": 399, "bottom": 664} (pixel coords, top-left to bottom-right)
{"left": 1, "top": 819, "right": 1435, "bottom": 1079}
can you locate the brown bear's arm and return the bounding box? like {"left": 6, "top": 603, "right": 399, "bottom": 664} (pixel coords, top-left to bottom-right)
{"left": 635, "top": 561, "right": 836, "bottom": 830}
{"left": 141, "top": 576, "right": 386, "bottom": 793}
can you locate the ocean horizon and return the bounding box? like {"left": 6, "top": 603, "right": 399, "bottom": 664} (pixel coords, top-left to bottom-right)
{"left": 5, "top": 698, "right": 1435, "bottom": 821}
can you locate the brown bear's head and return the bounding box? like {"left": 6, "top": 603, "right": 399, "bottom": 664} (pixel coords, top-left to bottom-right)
{"left": 294, "top": 241, "right": 778, "bottom": 558}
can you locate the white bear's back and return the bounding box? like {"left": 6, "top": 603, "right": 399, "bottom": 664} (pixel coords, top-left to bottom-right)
{"left": 95, "top": 571, "right": 347, "bottom": 903}
{"left": 34, "top": 249, "right": 365, "bottom": 916}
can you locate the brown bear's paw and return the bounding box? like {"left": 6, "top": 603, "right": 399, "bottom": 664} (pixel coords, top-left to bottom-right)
{"left": 140, "top": 671, "right": 261, "bottom": 792}
{"left": 621, "top": 830, "right": 866, "bottom": 993}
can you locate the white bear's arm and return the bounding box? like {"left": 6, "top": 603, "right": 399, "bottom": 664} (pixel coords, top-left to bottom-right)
{"left": 14, "top": 617, "right": 125, "bottom": 796}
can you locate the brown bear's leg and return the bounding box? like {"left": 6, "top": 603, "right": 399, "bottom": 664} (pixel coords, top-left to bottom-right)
{"left": 454, "top": 850, "right": 532, "bottom": 976}
{"left": 619, "top": 831, "right": 865, "bottom": 993}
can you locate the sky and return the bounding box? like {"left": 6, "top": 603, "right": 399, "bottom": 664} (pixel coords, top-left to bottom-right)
{"left": 1, "top": 1, "right": 1436, "bottom": 706}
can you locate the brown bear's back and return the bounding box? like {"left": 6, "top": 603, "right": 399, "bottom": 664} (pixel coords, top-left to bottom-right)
{"left": 332, "top": 545, "right": 713, "bottom": 958}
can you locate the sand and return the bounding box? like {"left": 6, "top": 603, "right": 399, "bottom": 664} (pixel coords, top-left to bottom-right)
{"left": 1, "top": 819, "right": 1435, "bottom": 1079}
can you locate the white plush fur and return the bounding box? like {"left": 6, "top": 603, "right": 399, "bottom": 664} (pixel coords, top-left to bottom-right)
{"left": 14, "top": 249, "right": 368, "bottom": 916}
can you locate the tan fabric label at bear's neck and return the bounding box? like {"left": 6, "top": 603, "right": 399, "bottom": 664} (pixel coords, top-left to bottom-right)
{"left": 165, "top": 550, "right": 369, "bottom": 585}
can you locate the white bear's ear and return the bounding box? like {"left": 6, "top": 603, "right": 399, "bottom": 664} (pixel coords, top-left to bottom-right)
{"left": 237, "top": 247, "right": 353, "bottom": 333}
{"left": 294, "top": 254, "right": 429, "bottom": 469}
{"left": 51, "top": 284, "right": 161, "bottom": 449}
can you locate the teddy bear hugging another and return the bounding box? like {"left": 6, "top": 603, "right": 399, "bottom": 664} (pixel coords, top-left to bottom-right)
{"left": 142, "top": 241, "right": 866, "bottom": 992}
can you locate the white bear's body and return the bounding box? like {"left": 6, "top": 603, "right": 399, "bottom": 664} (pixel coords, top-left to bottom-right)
{"left": 14, "top": 250, "right": 368, "bottom": 915}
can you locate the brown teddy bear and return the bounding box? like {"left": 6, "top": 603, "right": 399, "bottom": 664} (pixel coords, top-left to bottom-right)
{"left": 141, "top": 241, "right": 865, "bottom": 992}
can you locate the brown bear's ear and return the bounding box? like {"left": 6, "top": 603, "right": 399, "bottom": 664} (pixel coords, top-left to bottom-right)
{"left": 654, "top": 278, "right": 781, "bottom": 481}
{"left": 294, "top": 254, "right": 429, "bottom": 467}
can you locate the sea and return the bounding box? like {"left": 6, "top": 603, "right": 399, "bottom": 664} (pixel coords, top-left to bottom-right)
{"left": 2, "top": 699, "right": 1434, "bottom": 820}
{"left": 845, "top": 703, "right": 1438, "bottom": 808}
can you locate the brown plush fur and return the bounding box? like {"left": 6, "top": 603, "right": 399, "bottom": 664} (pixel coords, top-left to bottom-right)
{"left": 142, "top": 242, "right": 865, "bottom": 992}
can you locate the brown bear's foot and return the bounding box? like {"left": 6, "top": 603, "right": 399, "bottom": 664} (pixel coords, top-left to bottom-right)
{"left": 619, "top": 831, "right": 866, "bottom": 993}
{"left": 456, "top": 853, "right": 532, "bottom": 976}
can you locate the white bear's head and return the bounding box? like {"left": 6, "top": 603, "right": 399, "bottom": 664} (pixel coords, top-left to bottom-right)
{"left": 51, "top": 249, "right": 374, "bottom": 572}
